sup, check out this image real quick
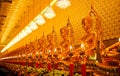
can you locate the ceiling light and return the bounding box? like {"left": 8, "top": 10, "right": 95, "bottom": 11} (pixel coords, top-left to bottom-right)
{"left": 18, "top": 32, "right": 24, "bottom": 39}
{"left": 15, "top": 36, "right": 20, "bottom": 42}
{"left": 17, "top": 32, "right": 26, "bottom": 40}
{"left": 0, "top": 0, "right": 58, "bottom": 54}
{"left": 43, "top": 6, "right": 56, "bottom": 19}
{"left": 24, "top": 26, "right": 32, "bottom": 34}
{"left": 21, "top": 30, "right": 28, "bottom": 36}
{"left": 29, "top": 21, "right": 38, "bottom": 30}
{"left": 56, "top": 0, "right": 71, "bottom": 9}
{"left": 34, "top": 14, "right": 46, "bottom": 25}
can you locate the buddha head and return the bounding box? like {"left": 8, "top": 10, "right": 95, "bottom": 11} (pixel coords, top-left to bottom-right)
{"left": 60, "top": 26, "right": 69, "bottom": 40}
{"left": 47, "top": 33, "right": 52, "bottom": 43}
{"left": 82, "top": 15, "right": 93, "bottom": 33}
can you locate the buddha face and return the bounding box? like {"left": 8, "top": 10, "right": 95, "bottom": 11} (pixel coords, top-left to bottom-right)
{"left": 60, "top": 28, "right": 65, "bottom": 38}
{"left": 47, "top": 34, "right": 52, "bottom": 43}
{"left": 60, "top": 27, "right": 68, "bottom": 40}
{"left": 82, "top": 16, "right": 93, "bottom": 33}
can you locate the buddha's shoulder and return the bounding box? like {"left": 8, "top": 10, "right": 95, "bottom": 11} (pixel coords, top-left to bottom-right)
{"left": 90, "top": 31, "right": 97, "bottom": 35}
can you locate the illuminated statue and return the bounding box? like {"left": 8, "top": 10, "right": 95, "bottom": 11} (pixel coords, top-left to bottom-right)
{"left": 79, "top": 5, "right": 105, "bottom": 61}
{"left": 60, "top": 18, "right": 74, "bottom": 59}
{"left": 38, "top": 33, "right": 47, "bottom": 58}
{"left": 25, "top": 44, "right": 30, "bottom": 60}
{"left": 46, "top": 28, "right": 58, "bottom": 71}
{"left": 47, "top": 27, "right": 57, "bottom": 57}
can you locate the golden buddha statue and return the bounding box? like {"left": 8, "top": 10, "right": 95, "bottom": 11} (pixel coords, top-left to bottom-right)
{"left": 31, "top": 38, "right": 42, "bottom": 60}
{"left": 37, "top": 33, "right": 47, "bottom": 66}
{"left": 46, "top": 28, "right": 57, "bottom": 71}
{"left": 38, "top": 33, "right": 47, "bottom": 56}
{"left": 25, "top": 44, "right": 30, "bottom": 60}
{"left": 33, "top": 38, "right": 39, "bottom": 57}
{"left": 47, "top": 28, "right": 57, "bottom": 57}
{"left": 81, "top": 16, "right": 97, "bottom": 60}
{"left": 60, "top": 26, "right": 69, "bottom": 53}
{"left": 25, "top": 42, "right": 34, "bottom": 66}
{"left": 78, "top": 5, "right": 105, "bottom": 61}
{"left": 60, "top": 18, "right": 74, "bottom": 60}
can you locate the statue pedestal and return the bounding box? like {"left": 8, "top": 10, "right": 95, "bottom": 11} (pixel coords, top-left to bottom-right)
{"left": 81, "top": 64, "right": 86, "bottom": 76}
{"left": 39, "top": 62, "right": 42, "bottom": 68}
{"left": 35, "top": 62, "right": 38, "bottom": 68}
{"left": 70, "top": 63, "right": 74, "bottom": 76}
{"left": 48, "top": 63, "right": 52, "bottom": 71}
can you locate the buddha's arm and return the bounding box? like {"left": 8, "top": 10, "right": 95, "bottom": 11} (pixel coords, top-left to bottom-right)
{"left": 85, "top": 34, "right": 94, "bottom": 42}
{"left": 86, "top": 33, "right": 97, "bottom": 53}
{"left": 105, "top": 42, "right": 120, "bottom": 51}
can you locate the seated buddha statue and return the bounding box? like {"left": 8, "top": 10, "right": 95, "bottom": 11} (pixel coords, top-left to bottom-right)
{"left": 26, "top": 42, "right": 34, "bottom": 66}
{"left": 38, "top": 33, "right": 47, "bottom": 62}
{"left": 39, "top": 33, "right": 47, "bottom": 54}
{"left": 33, "top": 38, "right": 39, "bottom": 57}
{"left": 60, "top": 18, "right": 74, "bottom": 60}
{"left": 47, "top": 28, "right": 57, "bottom": 57}
{"left": 78, "top": 6, "right": 105, "bottom": 61}
{"left": 25, "top": 44, "right": 30, "bottom": 60}
{"left": 81, "top": 16, "right": 97, "bottom": 60}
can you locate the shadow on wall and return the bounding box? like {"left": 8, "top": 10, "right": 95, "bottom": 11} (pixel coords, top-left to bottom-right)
{"left": 103, "top": 38, "right": 119, "bottom": 48}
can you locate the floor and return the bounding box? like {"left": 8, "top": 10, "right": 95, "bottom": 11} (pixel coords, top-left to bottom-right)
{"left": 0, "top": 66, "right": 15, "bottom": 76}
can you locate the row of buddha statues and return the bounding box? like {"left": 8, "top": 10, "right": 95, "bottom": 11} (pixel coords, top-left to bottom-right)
{"left": 4, "top": 5, "right": 120, "bottom": 69}
{"left": 9, "top": 6, "right": 101, "bottom": 62}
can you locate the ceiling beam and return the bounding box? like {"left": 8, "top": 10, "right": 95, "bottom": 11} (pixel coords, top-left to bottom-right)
{"left": 2, "top": 0, "right": 12, "bottom": 3}
{"left": 0, "top": 15, "right": 6, "bottom": 17}
{"left": 0, "top": 23, "right": 4, "bottom": 25}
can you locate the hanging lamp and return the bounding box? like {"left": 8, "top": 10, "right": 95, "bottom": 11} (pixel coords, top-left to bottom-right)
{"left": 34, "top": 14, "right": 46, "bottom": 25}
{"left": 24, "top": 26, "right": 32, "bottom": 34}
{"left": 43, "top": 6, "right": 56, "bottom": 19}
{"left": 34, "top": 0, "right": 45, "bottom": 25}
{"left": 29, "top": 21, "right": 38, "bottom": 30}
{"left": 56, "top": 0, "right": 71, "bottom": 9}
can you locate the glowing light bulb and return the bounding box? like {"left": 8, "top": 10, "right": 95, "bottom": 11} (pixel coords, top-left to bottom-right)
{"left": 62, "top": 57, "right": 64, "bottom": 60}
{"left": 28, "top": 53, "right": 30, "bottom": 56}
{"left": 24, "top": 26, "right": 32, "bottom": 34}
{"left": 54, "top": 48, "right": 57, "bottom": 52}
{"left": 44, "top": 6, "right": 56, "bottom": 19}
{"left": 29, "top": 21, "right": 38, "bottom": 30}
{"left": 36, "top": 52, "right": 38, "bottom": 55}
{"left": 49, "top": 50, "right": 51, "bottom": 53}
{"left": 48, "top": 50, "right": 51, "bottom": 55}
{"left": 56, "top": 0, "right": 71, "bottom": 9}
{"left": 81, "top": 43, "right": 84, "bottom": 48}
{"left": 81, "top": 43, "right": 85, "bottom": 51}
{"left": 31, "top": 53, "right": 32, "bottom": 56}
{"left": 40, "top": 52, "right": 42, "bottom": 55}
{"left": 70, "top": 45, "right": 72, "bottom": 50}
{"left": 34, "top": 15, "right": 46, "bottom": 25}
